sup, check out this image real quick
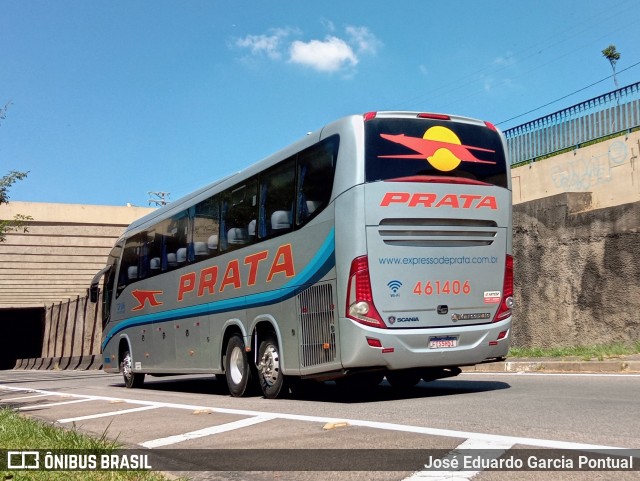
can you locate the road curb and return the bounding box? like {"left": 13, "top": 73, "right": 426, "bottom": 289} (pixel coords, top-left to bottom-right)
{"left": 463, "top": 359, "right": 640, "bottom": 373}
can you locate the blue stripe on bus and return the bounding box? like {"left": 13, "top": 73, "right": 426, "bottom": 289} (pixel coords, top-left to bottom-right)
{"left": 102, "top": 229, "right": 336, "bottom": 351}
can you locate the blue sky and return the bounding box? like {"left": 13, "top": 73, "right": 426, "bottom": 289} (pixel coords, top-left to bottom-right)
{"left": 2, "top": 0, "right": 639, "bottom": 206}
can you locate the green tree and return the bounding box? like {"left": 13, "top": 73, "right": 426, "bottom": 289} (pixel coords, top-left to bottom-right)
{"left": 0, "top": 170, "right": 31, "bottom": 242}
{"left": 1, "top": 101, "right": 32, "bottom": 241}
{"left": 602, "top": 44, "right": 621, "bottom": 88}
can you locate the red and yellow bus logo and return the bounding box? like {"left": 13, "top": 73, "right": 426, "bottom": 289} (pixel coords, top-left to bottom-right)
{"left": 380, "top": 126, "right": 496, "bottom": 172}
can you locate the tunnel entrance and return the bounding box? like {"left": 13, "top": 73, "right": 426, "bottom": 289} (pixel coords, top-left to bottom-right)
{"left": 0, "top": 307, "right": 45, "bottom": 369}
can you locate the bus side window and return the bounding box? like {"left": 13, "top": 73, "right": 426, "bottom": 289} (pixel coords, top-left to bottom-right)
{"left": 147, "top": 230, "right": 162, "bottom": 278}
{"left": 296, "top": 136, "right": 338, "bottom": 226}
{"left": 193, "top": 196, "right": 220, "bottom": 260}
{"left": 157, "top": 219, "right": 173, "bottom": 272}
{"left": 102, "top": 241, "right": 121, "bottom": 322}
{"left": 259, "top": 158, "right": 295, "bottom": 239}
{"left": 153, "top": 211, "right": 189, "bottom": 272}
{"left": 221, "top": 179, "right": 258, "bottom": 251}
{"left": 117, "top": 234, "right": 143, "bottom": 297}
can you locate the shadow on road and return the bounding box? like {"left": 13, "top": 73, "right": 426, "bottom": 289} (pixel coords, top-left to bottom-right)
{"left": 111, "top": 374, "right": 510, "bottom": 404}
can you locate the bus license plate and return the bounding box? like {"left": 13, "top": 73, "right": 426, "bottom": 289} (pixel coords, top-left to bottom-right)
{"left": 428, "top": 336, "right": 458, "bottom": 349}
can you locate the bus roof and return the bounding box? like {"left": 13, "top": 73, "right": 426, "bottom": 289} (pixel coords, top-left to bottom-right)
{"left": 122, "top": 111, "right": 501, "bottom": 237}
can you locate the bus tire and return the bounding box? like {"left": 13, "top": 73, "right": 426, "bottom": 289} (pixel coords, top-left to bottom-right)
{"left": 225, "top": 335, "right": 253, "bottom": 397}
{"left": 258, "top": 334, "right": 288, "bottom": 399}
{"left": 121, "top": 350, "right": 145, "bottom": 389}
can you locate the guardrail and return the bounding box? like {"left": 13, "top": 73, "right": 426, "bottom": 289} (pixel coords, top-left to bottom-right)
{"left": 504, "top": 81, "right": 640, "bottom": 166}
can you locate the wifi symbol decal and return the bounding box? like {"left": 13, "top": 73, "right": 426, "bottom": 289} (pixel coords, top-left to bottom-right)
{"left": 387, "top": 280, "right": 403, "bottom": 293}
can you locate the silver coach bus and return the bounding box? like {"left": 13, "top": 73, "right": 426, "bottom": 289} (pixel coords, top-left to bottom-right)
{"left": 90, "top": 111, "right": 513, "bottom": 399}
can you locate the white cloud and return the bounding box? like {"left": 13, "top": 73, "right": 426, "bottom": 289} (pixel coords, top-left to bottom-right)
{"left": 320, "top": 18, "right": 336, "bottom": 33}
{"left": 233, "top": 24, "right": 380, "bottom": 74}
{"left": 234, "top": 28, "right": 296, "bottom": 60}
{"left": 289, "top": 36, "right": 358, "bottom": 73}
{"left": 493, "top": 51, "right": 516, "bottom": 67}
{"left": 488, "top": 51, "right": 519, "bottom": 92}
{"left": 345, "top": 26, "right": 380, "bottom": 55}
{"left": 483, "top": 76, "right": 494, "bottom": 92}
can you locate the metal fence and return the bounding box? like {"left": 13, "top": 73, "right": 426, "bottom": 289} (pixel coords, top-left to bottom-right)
{"left": 504, "top": 81, "right": 640, "bottom": 165}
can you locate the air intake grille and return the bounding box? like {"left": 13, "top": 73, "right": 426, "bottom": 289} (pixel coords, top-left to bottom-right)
{"left": 297, "top": 283, "right": 336, "bottom": 367}
{"left": 378, "top": 218, "right": 498, "bottom": 247}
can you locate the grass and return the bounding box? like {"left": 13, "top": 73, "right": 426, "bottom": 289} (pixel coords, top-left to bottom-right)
{"left": 0, "top": 408, "right": 179, "bottom": 481}
{"left": 508, "top": 341, "right": 640, "bottom": 361}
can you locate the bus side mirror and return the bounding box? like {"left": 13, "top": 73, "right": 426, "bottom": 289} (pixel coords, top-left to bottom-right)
{"left": 88, "top": 285, "right": 100, "bottom": 303}
{"left": 89, "top": 265, "right": 111, "bottom": 303}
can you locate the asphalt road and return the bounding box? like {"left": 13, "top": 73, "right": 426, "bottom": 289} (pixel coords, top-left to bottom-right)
{"left": 1, "top": 369, "right": 639, "bottom": 480}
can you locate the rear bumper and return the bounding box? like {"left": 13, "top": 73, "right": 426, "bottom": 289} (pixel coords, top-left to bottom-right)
{"left": 339, "top": 316, "right": 511, "bottom": 370}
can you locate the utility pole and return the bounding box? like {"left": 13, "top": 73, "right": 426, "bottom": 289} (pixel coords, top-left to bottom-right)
{"left": 148, "top": 191, "right": 170, "bottom": 206}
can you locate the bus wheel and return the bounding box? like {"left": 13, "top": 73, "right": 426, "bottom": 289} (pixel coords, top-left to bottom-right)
{"left": 386, "top": 369, "right": 421, "bottom": 390}
{"left": 258, "top": 334, "right": 288, "bottom": 399}
{"left": 121, "top": 350, "right": 145, "bottom": 389}
{"left": 225, "top": 335, "right": 253, "bottom": 397}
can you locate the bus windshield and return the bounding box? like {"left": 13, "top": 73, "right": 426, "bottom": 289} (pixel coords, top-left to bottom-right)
{"left": 365, "top": 117, "right": 508, "bottom": 187}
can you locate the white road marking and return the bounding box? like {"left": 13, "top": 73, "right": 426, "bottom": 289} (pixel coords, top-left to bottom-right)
{"left": 140, "top": 415, "right": 276, "bottom": 448}
{"left": 17, "top": 398, "right": 94, "bottom": 411}
{"left": 0, "top": 385, "right": 629, "bottom": 451}
{"left": 0, "top": 384, "right": 630, "bottom": 452}
{"left": 336, "top": 419, "right": 624, "bottom": 451}
{"left": 1, "top": 393, "right": 55, "bottom": 401}
{"left": 402, "top": 438, "right": 514, "bottom": 480}
{"left": 57, "top": 405, "right": 161, "bottom": 423}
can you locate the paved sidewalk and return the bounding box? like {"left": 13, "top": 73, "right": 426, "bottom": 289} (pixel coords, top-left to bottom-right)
{"left": 462, "top": 354, "right": 640, "bottom": 373}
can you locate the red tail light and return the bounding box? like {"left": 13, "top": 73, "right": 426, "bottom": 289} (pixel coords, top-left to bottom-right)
{"left": 484, "top": 120, "right": 498, "bottom": 131}
{"left": 363, "top": 112, "right": 377, "bottom": 121}
{"left": 417, "top": 113, "right": 450, "bottom": 120}
{"left": 493, "top": 255, "right": 513, "bottom": 322}
{"left": 346, "top": 256, "right": 386, "bottom": 328}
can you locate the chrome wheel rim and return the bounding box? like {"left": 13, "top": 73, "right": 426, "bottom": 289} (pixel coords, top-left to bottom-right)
{"left": 229, "top": 346, "right": 244, "bottom": 385}
{"left": 260, "top": 344, "right": 280, "bottom": 387}
{"left": 122, "top": 353, "right": 133, "bottom": 381}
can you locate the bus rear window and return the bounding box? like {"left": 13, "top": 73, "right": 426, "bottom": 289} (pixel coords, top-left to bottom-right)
{"left": 365, "top": 118, "right": 507, "bottom": 188}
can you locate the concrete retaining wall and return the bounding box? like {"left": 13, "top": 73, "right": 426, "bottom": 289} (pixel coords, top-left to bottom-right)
{"left": 0, "top": 201, "right": 155, "bottom": 308}
{"left": 512, "top": 194, "right": 640, "bottom": 347}
{"left": 512, "top": 130, "right": 640, "bottom": 208}
{"left": 15, "top": 295, "right": 103, "bottom": 370}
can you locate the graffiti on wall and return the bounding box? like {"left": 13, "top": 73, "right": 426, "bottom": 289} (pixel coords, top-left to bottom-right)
{"left": 550, "top": 140, "right": 629, "bottom": 192}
